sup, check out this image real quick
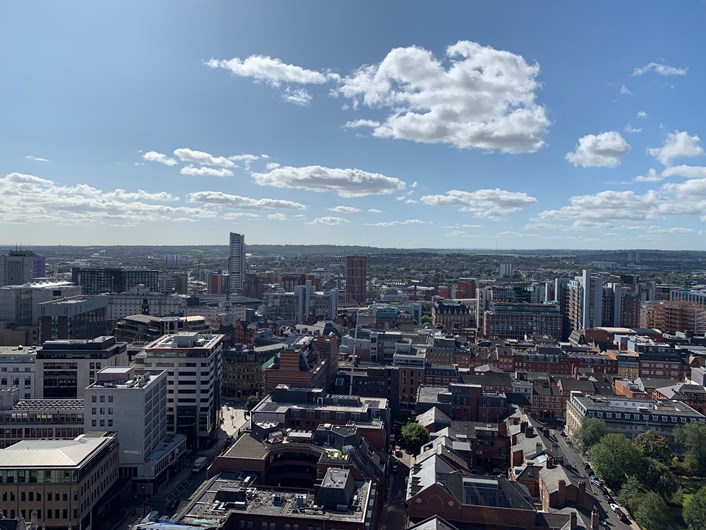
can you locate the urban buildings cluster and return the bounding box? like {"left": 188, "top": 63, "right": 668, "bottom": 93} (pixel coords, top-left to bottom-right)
{"left": 1, "top": 237, "right": 706, "bottom": 530}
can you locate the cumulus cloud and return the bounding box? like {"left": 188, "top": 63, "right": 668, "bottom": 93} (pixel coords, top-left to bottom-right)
{"left": 533, "top": 190, "right": 663, "bottom": 225}
{"left": 252, "top": 165, "right": 405, "bottom": 197}
{"left": 309, "top": 216, "right": 349, "bottom": 225}
{"left": 662, "top": 165, "right": 706, "bottom": 179}
{"left": 228, "top": 153, "right": 269, "bottom": 170}
{"left": 368, "top": 208, "right": 383, "bottom": 214}
{"left": 365, "top": 219, "right": 426, "bottom": 227}
{"left": 143, "top": 151, "right": 177, "bottom": 166}
{"left": 267, "top": 213, "right": 287, "bottom": 221}
{"left": 328, "top": 206, "right": 361, "bottom": 213}
{"left": 637, "top": 111, "right": 648, "bottom": 119}
{"left": 565, "top": 131, "right": 631, "bottom": 168}
{"left": 24, "top": 155, "right": 49, "bottom": 162}
{"left": 420, "top": 188, "right": 537, "bottom": 219}
{"left": 648, "top": 131, "right": 703, "bottom": 166}
{"left": 173, "top": 148, "right": 234, "bottom": 168}
{"left": 283, "top": 88, "right": 312, "bottom": 106}
{"left": 632, "top": 62, "right": 688, "bottom": 77}
{"left": 188, "top": 191, "right": 306, "bottom": 210}
{"left": 662, "top": 178, "right": 706, "bottom": 198}
{"left": 337, "top": 41, "right": 549, "bottom": 153}
{"left": 343, "top": 119, "right": 380, "bottom": 129}
{"left": 620, "top": 84, "right": 632, "bottom": 95}
{"left": 624, "top": 124, "right": 642, "bottom": 134}
{"left": 206, "top": 55, "right": 339, "bottom": 86}
{"left": 634, "top": 168, "right": 664, "bottom": 183}
{"left": 0, "top": 172, "right": 204, "bottom": 226}
{"left": 180, "top": 166, "right": 234, "bottom": 178}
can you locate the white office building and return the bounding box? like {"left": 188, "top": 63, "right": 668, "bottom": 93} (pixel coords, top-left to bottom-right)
{"left": 84, "top": 366, "right": 186, "bottom": 495}
{"left": 135, "top": 332, "right": 224, "bottom": 449}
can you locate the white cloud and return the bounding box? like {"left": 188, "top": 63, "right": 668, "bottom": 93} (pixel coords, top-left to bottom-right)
{"left": 634, "top": 168, "right": 664, "bottom": 183}
{"left": 565, "top": 131, "right": 631, "bottom": 168}
{"left": 309, "top": 216, "right": 349, "bottom": 225}
{"left": 647, "top": 225, "right": 694, "bottom": 235}
{"left": 632, "top": 62, "right": 688, "bottom": 77}
{"left": 24, "top": 155, "right": 49, "bottom": 162}
{"left": 143, "top": 151, "right": 177, "bottom": 166}
{"left": 662, "top": 165, "right": 706, "bottom": 179}
{"left": 0, "top": 172, "right": 204, "bottom": 227}
{"left": 365, "top": 219, "right": 426, "bottom": 227}
{"left": 328, "top": 205, "right": 361, "bottom": 213}
{"left": 620, "top": 84, "right": 632, "bottom": 95}
{"left": 662, "top": 178, "right": 706, "bottom": 198}
{"left": 343, "top": 119, "right": 380, "bottom": 129}
{"left": 180, "top": 166, "right": 234, "bottom": 178}
{"left": 624, "top": 124, "right": 642, "bottom": 134}
{"left": 637, "top": 111, "right": 648, "bottom": 119}
{"left": 337, "top": 41, "right": 549, "bottom": 153}
{"left": 420, "top": 188, "right": 537, "bottom": 219}
{"left": 173, "top": 148, "right": 234, "bottom": 168}
{"left": 533, "top": 190, "right": 663, "bottom": 226}
{"left": 267, "top": 213, "right": 287, "bottom": 221}
{"left": 648, "top": 131, "right": 703, "bottom": 166}
{"left": 283, "top": 88, "right": 312, "bottom": 106}
{"left": 229, "top": 153, "right": 269, "bottom": 170}
{"left": 206, "top": 55, "right": 339, "bottom": 86}
{"left": 368, "top": 208, "right": 383, "bottom": 214}
{"left": 252, "top": 165, "right": 405, "bottom": 197}
{"left": 188, "top": 191, "right": 306, "bottom": 210}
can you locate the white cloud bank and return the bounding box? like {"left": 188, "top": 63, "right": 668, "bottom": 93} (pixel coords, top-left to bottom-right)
{"left": 632, "top": 62, "right": 688, "bottom": 77}
{"left": 173, "top": 148, "right": 234, "bottom": 168}
{"left": 252, "top": 165, "right": 405, "bottom": 197}
{"left": 565, "top": 131, "right": 631, "bottom": 168}
{"left": 420, "top": 188, "right": 537, "bottom": 219}
{"left": 180, "top": 166, "right": 234, "bottom": 178}
{"left": 188, "top": 191, "right": 306, "bottom": 210}
{"left": 206, "top": 55, "right": 339, "bottom": 86}
{"left": 143, "top": 151, "right": 177, "bottom": 166}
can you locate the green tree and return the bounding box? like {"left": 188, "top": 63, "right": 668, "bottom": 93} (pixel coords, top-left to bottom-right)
{"left": 674, "top": 422, "right": 706, "bottom": 476}
{"left": 683, "top": 485, "right": 706, "bottom": 530}
{"left": 633, "top": 431, "right": 672, "bottom": 464}
{"left": 245, "top": 395, "right": 260, "bottom": 411}
{"left": 401, "top": 422, "right": 430, "bottom": 456}
{"left": 633, "top": 492, "right": 670, "bottom": 530}
{"left": 637, "top": 457, "right": 678, "bottom": 498}
{"left": 617, "top": 475, "right": 647, "bottom": 510}
{"left": 589, "top": 433, "right": 643, "bottom": 489}
{"left": 575, "top": 417, "right": 607, "bottom": 454}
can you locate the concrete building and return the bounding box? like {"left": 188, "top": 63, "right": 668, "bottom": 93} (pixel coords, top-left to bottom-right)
{"left": 565, "top": 392, "right": 705, "bottom": 441}
{"left": 0, "top": 281, "right": 81, "bottom": 345}
{"left": 38, "top": 295, "right": 110, "bottom": 343}
{"left": 0, "top": 433, "right": 120, "bottom": 530}
{"left": 158, "top": 272, "right": 188, "bottom": 294}
{"left": 0, "top": 251, "right": 37, "bottom": 287}
{"left": 227, "top": 232, "right": 246, "bottom": 294}
{"left": 106, "top": 284, "right": 185, "bottom": 321}
{"left": 432, "top": 299, "right": 477, "bottom": 331}
{"left": 0, "top": 345, "right": 37, "bottom": 400}
{"left": 642, "top": 300, "right": 706, "bottom": 336}
{"left": 221, "top": 343, "right": 285, "bottom": 400}
{"left": 345, "top": 255, "right": 367, "bottom": 305}
{"left": 71, "top": 267, "right": 158, "bottom": 295}
{"left": 113, "top": 314, "right": 210, "bottom": 348}
{"left": 84, "top": 367, "right": 186, "bottom": 495}
{"left": 263, "top": 334, "right": 339, "bottom": 393}
{"left": 135, "top": 332, "right": 225, "bottom": 449}
{"left": 263, "top": 282, "right": 338, "bottom": 326}
{"left": 0, "top": 391, "right": 84, "bottom": 448}
{"left": 483, "top": 302, "right": 562, "bottom": 340}
{"left": 35, "top": 336, "right": 129, "bottom": 399}
{"left": 567, "top": 270, "right": 603, "bottom": 333}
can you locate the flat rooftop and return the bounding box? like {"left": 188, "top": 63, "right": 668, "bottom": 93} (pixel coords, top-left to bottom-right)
{"left": 0, "top": 434, "right": 114, "bottom": 468}
{"left": 178, "top": 472, "right": 371, "bottom": 526}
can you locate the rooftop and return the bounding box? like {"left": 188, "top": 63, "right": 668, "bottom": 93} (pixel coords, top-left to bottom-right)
{"left": 0, "top": 433, "right": 114, "bottom": 469}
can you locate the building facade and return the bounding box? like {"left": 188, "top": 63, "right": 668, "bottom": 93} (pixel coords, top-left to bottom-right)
{"left": 228, "top": 232, "right": 246, "bottom": 294}
{"left": 345, "top": 255, "right": 367, "bottom": 305}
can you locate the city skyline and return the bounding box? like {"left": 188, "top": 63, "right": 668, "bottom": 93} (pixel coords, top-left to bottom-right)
{"left": 2, "top": 2, "right": 706, "bottom": 249}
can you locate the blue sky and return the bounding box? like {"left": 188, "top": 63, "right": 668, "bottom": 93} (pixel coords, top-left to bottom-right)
{"left": 2, "top": 1, "right": 706, "bottom": 249}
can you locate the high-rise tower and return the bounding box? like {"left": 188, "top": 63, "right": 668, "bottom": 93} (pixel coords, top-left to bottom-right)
{"left": 228, "top": 232, "right": 246, "bottom": 295}
{"left": 345, "top": 255, "right": 367, "bottom": 305}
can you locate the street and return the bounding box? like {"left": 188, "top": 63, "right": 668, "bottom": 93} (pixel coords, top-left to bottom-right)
{"left": 552, "top": 429, "right": 640, "bottom": 530}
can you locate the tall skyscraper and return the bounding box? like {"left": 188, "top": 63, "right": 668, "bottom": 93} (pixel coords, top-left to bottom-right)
{"left": 0, "top": 250, "right": 36, "bottom": 286}
{"left": 345, "top": 255, "right": 367, "bottom": 304}
{"left": 228, "top": 232, "right": 246, "bottom": 294}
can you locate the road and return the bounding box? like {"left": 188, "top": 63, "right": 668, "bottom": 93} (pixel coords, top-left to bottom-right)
{"left": 552, "top": 429, "right": 640, "bottom": 530}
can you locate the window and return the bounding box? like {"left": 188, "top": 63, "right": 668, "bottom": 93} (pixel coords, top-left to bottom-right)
{"left": 92, "top": 395, "right": 97, "bottom": 403}
{"left": 92, "top": 420, "right": 97, "bottom": 427}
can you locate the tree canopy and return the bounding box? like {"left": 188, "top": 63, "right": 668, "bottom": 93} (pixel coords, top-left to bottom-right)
{"left": 588, "top": 433, "right": 643, "bottom": 489}
{"left": 574, "top": 417, "right": 607, "bottom": 454}
{"left": 401, "top": 422, "right": 430, "bottom": 455}
{"left": 674, "top": 422, "right": 706, "bottom": 476}
{"left": 683, "top": 485, "right": 706, "bottom": 530}
{"left": 245, "top": 395, "right": 260, "bottom": 411}
{"left": 633, "top": 492, "right": 670, "bottom": 530}
{"left": 633, "top": 431, "right": 672, "bottom": 464}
